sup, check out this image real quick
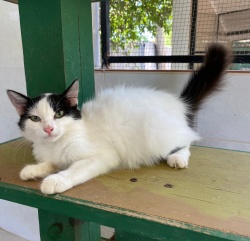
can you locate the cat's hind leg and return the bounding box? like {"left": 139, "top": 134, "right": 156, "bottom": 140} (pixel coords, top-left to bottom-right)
{"left": 167, "top": 146, "right": 190, "bottom": 169}
{"left": 20, "top": 162, "right": 56, "bottom": 180}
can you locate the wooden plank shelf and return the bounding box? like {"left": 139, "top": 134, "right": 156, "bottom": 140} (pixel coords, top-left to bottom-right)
{"left": 0, "top": 140, "right": 249, "bottom": 240}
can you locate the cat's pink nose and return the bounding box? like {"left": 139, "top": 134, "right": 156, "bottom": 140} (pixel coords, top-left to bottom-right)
{"left": 43, "top": 126, "right": 54, "bottom": 135}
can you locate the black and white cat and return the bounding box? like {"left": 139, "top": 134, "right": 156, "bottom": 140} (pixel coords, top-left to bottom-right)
{"left": 7, "top": 44, "right": 231, "bottom": 194}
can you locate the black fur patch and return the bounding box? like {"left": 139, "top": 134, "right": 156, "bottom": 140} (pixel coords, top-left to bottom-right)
{"left": 47, "top": 94, "right": 82, "bottom": 120}
{"left": 18, "top": 94, "right": 46, "bottom": 130}
{"left": 169, "top": 146, "right": 185, "bottom": 155}
{"left": 180, "top": 43, "right": 232, "bottom": 127}
{"left": 18, "top": 93, "right": 81, "bottom": 130}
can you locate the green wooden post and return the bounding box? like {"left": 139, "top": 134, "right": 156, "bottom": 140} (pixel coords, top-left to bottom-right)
{"left": 18, "top": 0, "right": 97, "bottom": 240}
{"left": 18, "top": 0, "right": 95, "bottom": 105}
{"left": 115, "top": 230, "right": 155, "bottom": 241}
{"left": 38, "top": 210, "right": 76, "bottom": 241}
{"left": 75, "top": 220, "right": 101, "bottom": 241}
{"left": 77, "top": 0, "right": 96, "bottom": 104}
{"left": 115, "top": 229, "right": 229, "bottom": 241}
{"left": 39, "top": 210, "right": 101, "bottom": 241}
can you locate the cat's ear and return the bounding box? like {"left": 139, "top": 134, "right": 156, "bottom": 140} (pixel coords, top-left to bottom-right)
{"left": 7, "top": 90, "right": 29, "bottom": 116}
{"left": 63, "top": 79, "right": 79, "bottom": 106}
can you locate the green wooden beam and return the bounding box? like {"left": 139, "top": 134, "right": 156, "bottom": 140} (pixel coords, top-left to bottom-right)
{"left": 115, "top": 229, "right": 229, "bottom": 241}
{"left": 77, "top": 0, "right": 96, "bottom": 103}
{"left": 38, "top": 210, "right": 76, "bottom": 241}
{"left": 18, "top": 0, "right": 95, "bottom": 105}
{"left": 75, "top": 221, "right": 101, "bottom": 241}
{"left": 38, "top": 210, "right": 101, "bottom": 241}
{"left": 1, "top": 183, "right": 248, "bottom": 241}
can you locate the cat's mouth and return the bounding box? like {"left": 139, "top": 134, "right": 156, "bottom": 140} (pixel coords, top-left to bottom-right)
{"left": 44, "top": 133, "right": 60, "bottom": 141}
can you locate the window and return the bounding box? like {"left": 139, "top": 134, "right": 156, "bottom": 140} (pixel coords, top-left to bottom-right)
{"left": 92, "top": 0, "right": 250, "bottom": 70}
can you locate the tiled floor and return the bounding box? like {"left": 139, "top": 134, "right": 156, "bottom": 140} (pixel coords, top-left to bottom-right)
{"left": 0, "top": 229, "right": 28, "bottom": 241}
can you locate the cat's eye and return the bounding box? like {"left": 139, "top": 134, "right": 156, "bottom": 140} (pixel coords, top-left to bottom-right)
{"left": 54, "top": 110, "right": 65, "bottom": 119}
{"left": 29, "top": 115, "right": 41, "bottom": 122}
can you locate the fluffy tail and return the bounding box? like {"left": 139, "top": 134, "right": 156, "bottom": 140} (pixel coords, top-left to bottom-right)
{"left": 180, "top": 43, "right": 232, "bottom": 127}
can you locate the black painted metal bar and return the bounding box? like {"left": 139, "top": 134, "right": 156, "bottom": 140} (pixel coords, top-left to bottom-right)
{"left": 107, "top": 55, "right": 250, "bottom": 64}
{"left": 108, "top": 56, "right": 204, "bottom": 64}
{"left": 196, "top": 51, "right": 250, "bottom": 55}
{"left": 233, "top": 55, "right": 250, "bottom": 63}
{"left": 100, "top": 1, "right": 110, "bottom": 68}
{"left": 189, "top": 0, "right": 198, "bottom": 69}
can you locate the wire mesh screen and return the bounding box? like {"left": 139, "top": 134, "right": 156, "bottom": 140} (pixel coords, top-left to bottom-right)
{"left": 97, "top": 0, "right": 250, "bottom": 70}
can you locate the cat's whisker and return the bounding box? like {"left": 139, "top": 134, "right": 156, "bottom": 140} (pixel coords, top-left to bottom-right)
{"left": 7, "top": 137, "right": 19, "bottom": 154}
{"left": 12, "top": 138, "right": 28, "bottom": 163}
{"left": 21, "top": 140, "right": 31, "bottom": 162}
{"left": 10, "top": 138, "right": 24, "bottom": 160}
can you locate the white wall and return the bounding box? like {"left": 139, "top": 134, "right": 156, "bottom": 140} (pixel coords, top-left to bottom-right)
{"left": 0, "top": 200, "right": 40, "bottom": 241}
{"left": 0, "top": 1, "right": 26, "bottom": 143}
{"left": 197, "top": 72, "right": 250, "bottom": 151}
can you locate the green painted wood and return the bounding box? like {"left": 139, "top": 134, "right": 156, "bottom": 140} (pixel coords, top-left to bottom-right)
{"left": 18, "top": 0, "right": 95, "bottom": 105}
{"left": 77, "top": 0, "right": 95, "bottom": 104}
{"left": 38, "top": 209, "right": 75, "bottom": 241}
{"left": 115, "top": 230, "right": 157, "bottom": 241}
{"left": 75, "top": 221, "right": 101, "bottom": 241}
{"left": 115, "top": 229, "right": 228, "bottom": 241}
{"left": 0, "top": 182, "right": 249, "bottom": 241}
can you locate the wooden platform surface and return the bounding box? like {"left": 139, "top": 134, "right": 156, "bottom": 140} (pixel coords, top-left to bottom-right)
{"left": 0, "top": 139, "right": 250, "bottom": 240}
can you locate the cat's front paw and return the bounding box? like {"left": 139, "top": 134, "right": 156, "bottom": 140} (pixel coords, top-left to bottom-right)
{"left": 41, "top": 174, "right": 73, "bottom": 194}
{"left": 20, "top": 165, "right": 43, "bottom": 180}
{"left": 20, "top": 163, "right": 55, "bottom": 180}
{"left": 167, "top": 154, "right": 188, "bottom": 169}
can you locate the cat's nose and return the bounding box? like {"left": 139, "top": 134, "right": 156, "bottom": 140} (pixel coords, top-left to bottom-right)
{"left": 43, "top": 126, "right": 54, "bottom": 135}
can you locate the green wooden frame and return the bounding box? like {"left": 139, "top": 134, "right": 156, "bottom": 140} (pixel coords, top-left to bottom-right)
{"left": 1, "top": 182, "right": 247, "bottom": 241}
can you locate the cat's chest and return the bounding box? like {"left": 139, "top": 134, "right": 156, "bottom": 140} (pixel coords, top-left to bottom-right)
{"left": 32, "top": 141, "right": 82, "bottom": 169}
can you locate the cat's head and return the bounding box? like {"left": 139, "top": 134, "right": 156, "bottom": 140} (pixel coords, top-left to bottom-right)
{"left": 7, "top": 80, "right": 81, "bottom": 143}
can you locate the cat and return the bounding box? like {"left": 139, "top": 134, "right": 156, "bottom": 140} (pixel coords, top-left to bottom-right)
{"left": 7, "top": 43, "right": 231, "bottom": 194}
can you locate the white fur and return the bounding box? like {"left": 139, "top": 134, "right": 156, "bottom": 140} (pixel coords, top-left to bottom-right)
{"left": 20, "top": 87, "right": 199, "bottom": 194}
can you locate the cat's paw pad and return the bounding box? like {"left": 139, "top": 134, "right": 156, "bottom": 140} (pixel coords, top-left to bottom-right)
{"left": 167, "top": 154, "right": 188, "bottom": 169}
{"left": 20, "top": 165, "right": 42, "bottom": 180}
{"left": 41, "top": 174, "right": 73, "bottom": 194}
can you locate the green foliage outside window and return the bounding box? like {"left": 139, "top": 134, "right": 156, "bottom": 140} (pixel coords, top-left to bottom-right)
{"left": 109, "top": 0, "right": 173, "bottom": 49}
